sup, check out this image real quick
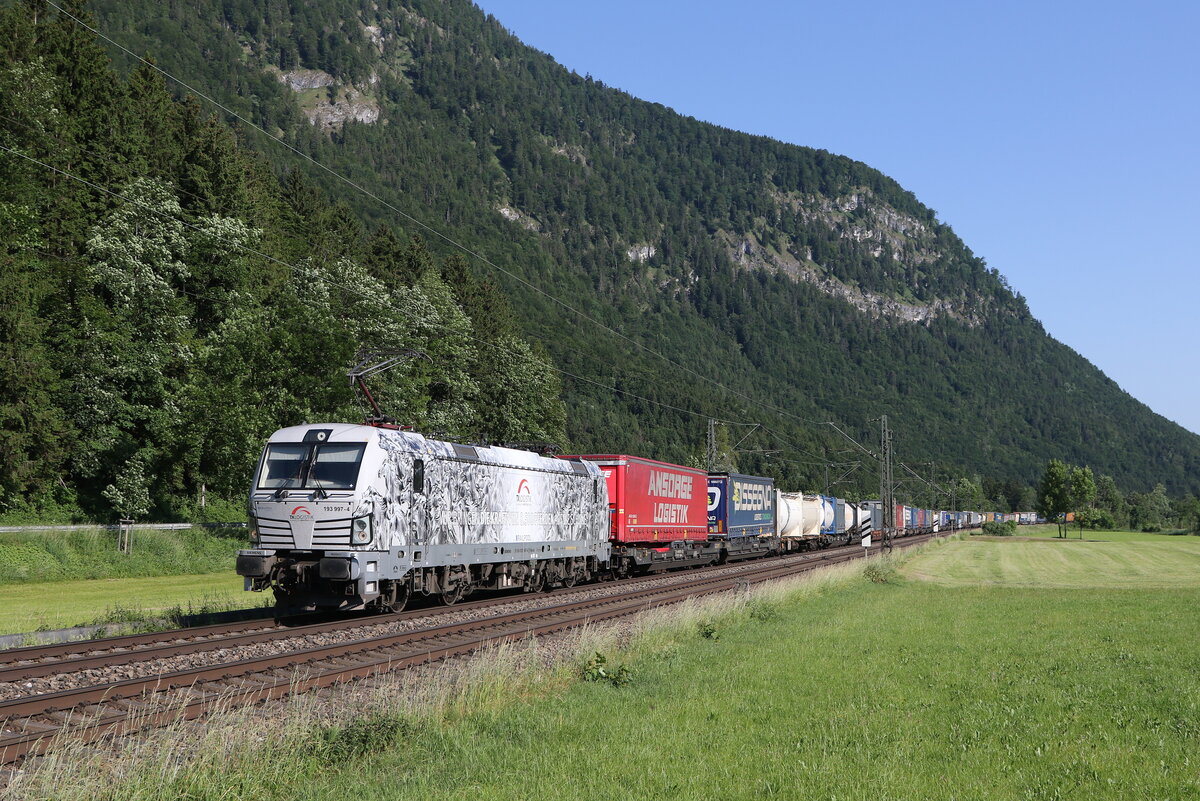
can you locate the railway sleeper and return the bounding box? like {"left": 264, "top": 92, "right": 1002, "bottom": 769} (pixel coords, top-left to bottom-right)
{"left": 12, "top": 720, "right": 58, "bottom": 734}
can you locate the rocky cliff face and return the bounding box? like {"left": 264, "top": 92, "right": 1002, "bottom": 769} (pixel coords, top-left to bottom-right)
{"left": 725, "top": 228, "right": 980, "bottom": 326}
{"left": 276, "top": 68, "right": 381, "bottom": 130}
{"left": 718, "top": 187, "right": 987, "bottom": 325}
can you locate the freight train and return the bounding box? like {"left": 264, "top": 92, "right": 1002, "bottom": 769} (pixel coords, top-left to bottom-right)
{"left": 236, "top": 423, "right": 981, "bottom": 614}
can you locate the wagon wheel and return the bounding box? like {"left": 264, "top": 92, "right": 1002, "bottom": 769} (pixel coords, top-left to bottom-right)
{"left": 562, "top": 562, "right": 578, "bottom": 589}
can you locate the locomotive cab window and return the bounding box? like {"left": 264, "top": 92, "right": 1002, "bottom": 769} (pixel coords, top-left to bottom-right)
{"left": 257, "top": 442, "right": 366, "bottom": 491}
{"left": 413, "top": 459, "right": 425, "bottom": 494}
{"left": 309, "top": 443, "right": 366, "bottom": 490}
{"left": 259, "top": 444, "right": 308, "bottom": 489}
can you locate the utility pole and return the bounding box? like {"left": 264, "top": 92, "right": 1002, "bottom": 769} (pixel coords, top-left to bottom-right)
{"left": 706, "top": 418, "right": 718, "bottom": 473}
{"left": 879, "top": 414, "right": 894, "bottom": 552}
{"left": 950, "top": 482, "right": 957, "bottom": 533}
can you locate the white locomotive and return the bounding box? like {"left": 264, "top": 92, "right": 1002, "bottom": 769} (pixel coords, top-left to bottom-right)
{"left": 236, "top": 423, "right": 611, "bottom": 613}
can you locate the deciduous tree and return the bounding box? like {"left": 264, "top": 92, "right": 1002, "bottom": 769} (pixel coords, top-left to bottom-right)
{"left": 1036, "top": 459, "right": 1072, "bottom": 538}
{"left": 1070, "top": 465, "right": 1096, "bottom": 538}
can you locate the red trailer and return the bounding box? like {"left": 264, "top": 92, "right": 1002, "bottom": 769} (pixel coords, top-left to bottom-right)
{"left": 563, "top": 454, "right": 708, "bottom": 544}
{"left": 560, "top": 454, "right": 714, "bottom": 574}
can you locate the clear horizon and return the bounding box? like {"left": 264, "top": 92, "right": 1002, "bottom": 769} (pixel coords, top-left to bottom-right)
{"left": 474, "top": 0, "right": 1200, "bottom": 437}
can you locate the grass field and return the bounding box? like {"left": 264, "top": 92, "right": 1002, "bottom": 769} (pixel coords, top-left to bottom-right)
{"left": 0, "top": 573, "right": 252, "bottom": 634}
{"left": 13, "top": 536, "right": 1200, "bottom": 800}
{"left": 906, "top": 534, "right": 1200, "bottom": 588}
{"left": 1007, "top": 523, "right": 1194, "bottom": 543}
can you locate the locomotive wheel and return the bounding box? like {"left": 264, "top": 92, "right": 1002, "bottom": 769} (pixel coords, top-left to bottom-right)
{"left": 529, "top": 568, "right": 546, "bottom": 593}
{"left": 441, "top": 584, "right": 465, "bottom": 606}
{"left": 441, "top": 565, "right": 469, "bottom": 605}
{"left": 384, "top": 583, "right": 409, "bottom": 613}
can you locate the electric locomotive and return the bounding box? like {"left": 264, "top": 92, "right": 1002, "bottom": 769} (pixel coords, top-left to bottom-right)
{"left": 235, "top": 423, "right": 611, "bottom": 613}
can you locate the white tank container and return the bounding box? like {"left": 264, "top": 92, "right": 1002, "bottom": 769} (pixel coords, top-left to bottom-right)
{"left": 776, "top": 491, "right": 825, "bottom": 539}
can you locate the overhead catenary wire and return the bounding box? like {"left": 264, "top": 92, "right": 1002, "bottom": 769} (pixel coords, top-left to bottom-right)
{"left": 40, "top": 0, "right": 845, "bottom": 435}
{"left": 0, "top": 142, "right": 755, "bottom": 431}
{"left": 898, "top": 461, "right": 950, "bottom": 498}
{"left": 0, "top": 104, "right": 772, "bottom": 433}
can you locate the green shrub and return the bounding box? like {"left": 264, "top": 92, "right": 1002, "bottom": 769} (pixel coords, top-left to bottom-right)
{"left": 980, "top": 520, "right": 1017, "bottom": 536}
{"left": 581, "top": 652, "right": 632, "bottom": 687}
{"left": 747, "top": 599, "right": 781, "bottom": 622}
{"left": 318, "top": 714, "right": 413, "bottom": 761}
{"left": 863, "top": 559, "right": 898, "bottom": 583}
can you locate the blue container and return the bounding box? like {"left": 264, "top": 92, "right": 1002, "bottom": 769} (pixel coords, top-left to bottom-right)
{"left": 819, "top": 495, "right": 836, "bottom": 535}
{"left": 707, "top": 473, "right": 775, "bottom": 538}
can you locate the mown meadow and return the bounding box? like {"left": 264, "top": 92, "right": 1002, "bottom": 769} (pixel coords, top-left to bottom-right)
{"left": 11, "top": 534, "right": 1200, "bottom": 800}
{"left": 0, "top": 573, "right": 251, "bottom": 635}
{"left": 0, "top": 527, "right": 249, "bottom": 633}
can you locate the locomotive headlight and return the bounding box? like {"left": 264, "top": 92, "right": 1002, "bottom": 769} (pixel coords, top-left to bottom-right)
{"left": 351, "top": 515, "right": 372, "bottom": 545}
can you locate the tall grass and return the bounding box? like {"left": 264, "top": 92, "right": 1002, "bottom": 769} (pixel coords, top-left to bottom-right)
{"left": 7, "top": 554, "right": 879, "bottom": 800}
{"left": 0, "top": 527, "right": 244, "bottom": 585}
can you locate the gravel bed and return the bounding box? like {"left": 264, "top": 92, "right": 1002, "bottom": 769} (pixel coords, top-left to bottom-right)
{"left": 0, "top": 551, "right": 841, "bottom": 702}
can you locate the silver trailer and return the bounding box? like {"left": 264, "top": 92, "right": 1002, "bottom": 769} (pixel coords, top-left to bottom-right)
{"left": 236, "top": 423, "right": 611, "bottom": 612}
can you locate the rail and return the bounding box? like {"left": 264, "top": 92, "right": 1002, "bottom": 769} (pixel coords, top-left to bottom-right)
{"left": 0, "top": 532, "right": 939, "bottom": 765}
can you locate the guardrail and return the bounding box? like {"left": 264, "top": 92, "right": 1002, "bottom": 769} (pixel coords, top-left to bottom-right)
{"left": 0, "top": 522, "right": 247, "bottom": 533}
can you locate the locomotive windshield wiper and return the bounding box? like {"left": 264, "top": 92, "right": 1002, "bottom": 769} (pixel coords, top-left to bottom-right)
{"left": 306, "top": 462, "right": 329, "bottom": 499}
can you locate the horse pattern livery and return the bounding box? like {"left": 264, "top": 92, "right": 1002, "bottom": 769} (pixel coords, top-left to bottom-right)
{"left": 361, "top": 431, "right": 608, "bottom": 549}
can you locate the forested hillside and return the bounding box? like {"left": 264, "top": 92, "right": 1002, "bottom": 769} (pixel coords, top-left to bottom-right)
{"left": 2, "top": 0, "right": 1198, "bottom": 521}
{"left": 0, "top": 0, "right": 568, "bottom": 521}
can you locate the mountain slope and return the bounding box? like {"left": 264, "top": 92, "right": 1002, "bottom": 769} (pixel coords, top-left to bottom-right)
{"left": 73, "top": 0, "right": 1200, "bottom": 496}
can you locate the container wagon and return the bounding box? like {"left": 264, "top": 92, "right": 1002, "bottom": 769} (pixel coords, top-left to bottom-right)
{"left": 776, "top": 491, "right": 827, "bottom": 551}
{"left": 707, "top": 472, "right": 777, "bottom": 561}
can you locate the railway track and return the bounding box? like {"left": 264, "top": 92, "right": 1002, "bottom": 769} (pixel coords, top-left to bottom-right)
{"left": 0, "top": 541, "right": 878, "bottom": 680}
{"left": 0, "top": 533, "right": 937, "bottom": 765}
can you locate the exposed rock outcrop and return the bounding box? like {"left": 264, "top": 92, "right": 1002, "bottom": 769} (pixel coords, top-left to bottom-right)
{"left": 724, "top": 230, "right": 981, "bottom": 326}
{"left": 772, "top": 187, "right": 941, "bottom": 267}
{"left": 276, "top": 69, "right": 381, "bottom": 131}
{"left": 626, "top": 244, "right": 656, "bottom": 263}
{"left": 279, "top": 68, "right": 335, "bottom": 91}
{"left": 497, "top": 204, "right": 542, "bottom": 232}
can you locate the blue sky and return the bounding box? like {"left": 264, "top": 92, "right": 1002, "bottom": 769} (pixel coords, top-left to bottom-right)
{"left": 473, "top": 0, "right": 1199, "bottom": 435}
